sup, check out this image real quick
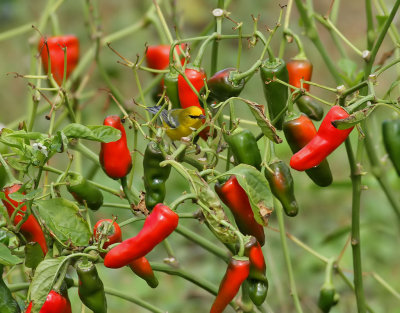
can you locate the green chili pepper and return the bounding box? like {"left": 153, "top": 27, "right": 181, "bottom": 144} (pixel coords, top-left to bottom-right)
{"left": 67, "top": 173, "right": 103, "bottom": 211}
{"left": 248, "top": 280, "right": 268, "bottom": 307}
{"left": 76, "top": 259, "right": 107, "bottom": 313}
{"left": 164, "top": 70, "right": 180, "bottom": 109}
{"left": 143, "top": 142, "right": 171, "bottom": 211}
{"left": 260, "top": 58, "right": 289, "bottom": 130}
{"left": 296, "top": 95, "right": 324, "bottom": 121}
{"left": 382, "top": 119, "right": 400, "bottom": 176}
{"left": 0, "top": 265, "right": 21, "bottom": 313}
{"left": 318, "top": 286, "right": 340, "bottom": 313}
{"left": 265, "top": 160, "right": 299, "bottom": 217}
{"left": 226, "top": 128, "right": 262, "bottom": 170}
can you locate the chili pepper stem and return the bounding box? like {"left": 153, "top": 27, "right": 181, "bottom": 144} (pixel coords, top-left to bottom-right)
{"left": 120, "top": 176, "right": 137, "bottom": 209}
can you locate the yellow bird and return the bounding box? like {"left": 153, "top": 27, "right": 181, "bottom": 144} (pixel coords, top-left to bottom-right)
{"left": 146, "top": 105, "right": 205, "bottom": 140}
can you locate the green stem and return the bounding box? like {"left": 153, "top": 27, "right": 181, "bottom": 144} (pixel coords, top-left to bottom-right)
{"left": 365, "top": 0, "right": 375, "bottom": 50}
{"left": 344, "top": 138, "right": 366, "bottom": 313}
{"left": 120, "top": 176, "right": 137, "bottom": 208}
{"left": 210, "top": 0, "right": 224, "bottom": 74}
{"left": 175, "top": 224, "right": 230, "bottom": 262}
{"left": 275, "top": 199, "right": 304, "bottom": 313}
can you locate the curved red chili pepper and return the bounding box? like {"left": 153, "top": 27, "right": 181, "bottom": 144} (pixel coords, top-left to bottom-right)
{"left": 38, "top": 35, "right": 79, "bottom": 86}
{"left": 290, "top": 106, "right": 354, "bottom": 171}
{"left": 210, "top": 257, "right": 250, "bottom": 313}
{"left": 2, "top": 184, "right": 48, "bottom": 255}
{"left": 94, "top": 219, "right": 158, "bottom": 287}
{"left": 104, "top": 203, "right": 179, "bottom": 268}
{"left": 25, "top": 290, "right": 69, "bottom": 313}
{"left": 215, "top": 176, "right": 265, "bottom": 246}
{"left": 99, "top": 115, "right": 132, "bottom": 179}
{"left": 286, "top": 58, "right": 313, "bottom": 92}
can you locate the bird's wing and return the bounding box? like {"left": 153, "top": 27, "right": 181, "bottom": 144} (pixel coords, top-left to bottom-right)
{"left": 164, "top": 109, "right": 180, "bottom": 129}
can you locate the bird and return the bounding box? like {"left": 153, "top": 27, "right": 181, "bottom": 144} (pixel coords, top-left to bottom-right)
{"left": 146, "top": 105, "right": 206, "bottom": 140}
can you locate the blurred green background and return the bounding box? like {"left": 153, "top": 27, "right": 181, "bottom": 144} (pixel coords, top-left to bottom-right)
{"left": 1, "top": 0, "right": 400, "bottom": 312}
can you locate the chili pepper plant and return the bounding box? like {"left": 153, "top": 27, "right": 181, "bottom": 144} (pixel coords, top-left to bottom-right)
{"left": 1, "top": 1, "right": 400, "bottom": 313}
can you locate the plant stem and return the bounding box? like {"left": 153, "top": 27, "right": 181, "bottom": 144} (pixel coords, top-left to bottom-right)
{"left": 210, "top": 0, "right": 224, "bottom": 75}
{"left": 175, "top": 224, "right": 230, "bottom": 262}
{"left": 275, "top": 199, "right": 304, "bottom": 313}
{"left": 344, "top": 138, "right": 366, "bottom": 313}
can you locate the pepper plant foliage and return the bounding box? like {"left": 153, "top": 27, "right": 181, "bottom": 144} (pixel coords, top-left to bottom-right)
{"left": 1, "top": 0, "right": 400, "bottom": 312}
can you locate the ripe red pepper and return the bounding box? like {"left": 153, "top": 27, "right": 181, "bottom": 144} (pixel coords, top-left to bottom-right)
{"left": 283, "top": 113, "right": 333, "bottom": 187}
{"left": 244, "top": 237, "right": 266, "bottom": 280}
{"left": 145, "top": 44, "right": 185, "bottom": 70}
{"left": 2, "top": 184, "right": 48, "bottom": 255}
{"left": 38, "top": 35, "right": 79, "bottom": 86}
{"left": 290, "top": 106, "right": 354, "bottom": 171}
{"left": 99, "top": 115, "right": 132, "bottom": 179}
{"left": 286, "top": 58, "right": 312, "bottom": 92}
{"left": 104, "top": 203, "right": 179, "bottom": 268}
{"left": 178, "top": 66, "right": 206, "bottom": 110}
{"left": 215, "top": 176, "right": 265, "bottom": 246}
{"left": 210, "top": 256, "right": 250, "bottom": 313}
{"left": 25, "top": 290, "right": 70, "bottom": 313}
{"left": 94, "top": 219, "right": 159, "bottom": 288}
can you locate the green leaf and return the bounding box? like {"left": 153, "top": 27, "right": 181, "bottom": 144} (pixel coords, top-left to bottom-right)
{"left": 338, "top": 58, "right": 357, "bottom": 79}
{"left": 8, "top": 189, "right": 42, "bottom": 202}
{"left": 0, "top": 243, "right": 22, "bottom": 266}
{"left": 243, "top": 99, "right": 282, "bottom": 144}
{"left": 62, "top": 123, "right": 121, "bottom": 143}
{"left": 376, "top": 15, "right": 388, "bottom": 29}
{"left": 0, "top": 128, "right": 24, "bottom": 151}
{"left": 226, "top": 164, "right": 274, "bottom": 226}
{"left": 35, "top": 198, "right": 91, "bottom": 247}
{"left": 28, "top": 257, "right": 66, "bottom": 313}
{"left": 331, "top": 106, "right": 376, "bottom": 130}
{"left": 6, "top": 131, "right": 45, "bottom": 140}
{"left": 25, "top": 242, "right": 44, "bottom": 269}
{"left": 188, "top": 169, "right": 237, "bottom": 244}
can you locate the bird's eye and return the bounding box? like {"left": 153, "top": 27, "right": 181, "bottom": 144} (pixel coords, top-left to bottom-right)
{"left": 189, "top": 114, "right": 206, "bottom": 119}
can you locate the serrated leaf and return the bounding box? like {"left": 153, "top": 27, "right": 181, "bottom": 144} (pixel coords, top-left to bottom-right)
{"left": 62, "top": 123, "right": 121, "bottom": 143}
{"left": 331, "top": 106, "right": 376, "bottom": 130}
{"left": 0, "top": 243, "right": 22, "bottom": 266}
{"left": 25, "top": 242, "right": 44, "bottom": 269}
{"left": 35, "top": 198, "right": 91, "bottom": 247}
{"left": 243, "top": 99, "right": 282, "bottom": 144}
{"left": 226, "top": 164, "right": 274, "bottom": 226}
{"left": 29, "top": 257, "right": 66, "bottom": 313}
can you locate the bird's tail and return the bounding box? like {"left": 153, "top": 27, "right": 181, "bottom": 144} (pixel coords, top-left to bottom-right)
{"left": 146, "top": 105, "right": 163, "bottom": 115}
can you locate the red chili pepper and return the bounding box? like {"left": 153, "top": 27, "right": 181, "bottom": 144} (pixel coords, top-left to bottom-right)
{"left": 286, "top": 58, "right": 312, "bottom": 92}
{"left": 210, "top": 256, "right": 250, "bottom": 313}
{"left": 290, "top": 106, "right": 354, "bottom": 171}
{"left": 215, "top": 176, "right": 265, "bottom": 246}
{"left": 244, "top": 237, "right": 266, "bottom": 279}
{"left": 25, "top": 290, "right": 70, "bottom": 313}
{"left": 38, "top": 35, "right": 79, "bottom": 86}
{"left": 2, "top": 184, "right": 48, "bottom": 255}
{"left": 178, "top": 66, "right": 206, "bottom": 111}
{"left": 145, "top": 44, "right": 185, "bottom": 70}
{"left": 94, "top": 219, "right": 159, "bottom": 288}
{"left": 104, "top": 203, "right": 178, "bottom": 268}
{"left": 99, "top": 115, "right": 132, "bottom": 179}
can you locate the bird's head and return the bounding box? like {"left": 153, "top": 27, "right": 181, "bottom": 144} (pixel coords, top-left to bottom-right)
{"left": 180, "top": 106, "right": 205, "bottom": 129}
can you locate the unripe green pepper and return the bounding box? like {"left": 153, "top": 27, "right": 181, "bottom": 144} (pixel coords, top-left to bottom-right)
{"left": 382, "top": 119, "right": 400, "bottom": 176}
{"left": 260, "top": 58, "right": 289, "bottom": 130}
{"left": 66, "top": 172, "right": 103, "bottom": 211}
{"left": 164, "top": 70, "right": 180, "bottom": 109}
{"left": 318, "top": 285, "right": 339, "bottom": 313}
{"left": 76, "top": 259, "right": 107, "bottom": 313}
{"left": 226, "top": 128, "right": 262, "bottom": 170}
{"left": 143, "top": 142, "right": 171, "bottom": 211}
{"left": 248, "top": 280, "right": 268, "bottom": 307}
{"left": 296, "top": 96, "right": 324, "bottom": 121}
{"left": 265, "top": 160, "right": 299, "bottom": 217}
{"left": 0, "top": 265, "right": 21, "bottom": 313}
